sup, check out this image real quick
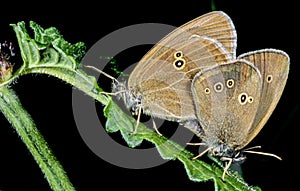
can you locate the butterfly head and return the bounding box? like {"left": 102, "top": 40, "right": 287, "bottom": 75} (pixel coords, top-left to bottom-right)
{"left": 208, "top": 142, "right": 247, "bottom": 164}
{"left": 112, "top": 81, "right": 143, "bottom": 116}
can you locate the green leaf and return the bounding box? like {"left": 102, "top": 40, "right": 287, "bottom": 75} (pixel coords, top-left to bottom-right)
{"left": 29, "top": 21, "right": 86, "bottom": 63}
{"left": 104, "top": 99, "right": 144, "bottom": 148}
{"left": 8, "top": 21, "right": 109, "bottom": 105}
{"left": 103, "top": 99, "right": 261, "bottom": 191}
{"left": 11, "top": 21, "right": 83, "bottom": 70}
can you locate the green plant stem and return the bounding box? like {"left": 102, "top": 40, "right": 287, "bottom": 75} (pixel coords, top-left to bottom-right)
{"left": 20, "top": 67, "right": 109, "bottom": 105}
{"left": 0, "top": 86, "right": 76, "bottom": 191}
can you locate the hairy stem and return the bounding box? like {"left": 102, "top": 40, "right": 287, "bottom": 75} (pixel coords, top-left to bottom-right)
{"left": 0, "top": 86, "right": 76, "bottom": 191}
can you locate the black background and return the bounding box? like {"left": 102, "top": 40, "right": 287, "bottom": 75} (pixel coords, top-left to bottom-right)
{"left": 0, "top": 0, "right": 298, "bottom": 190}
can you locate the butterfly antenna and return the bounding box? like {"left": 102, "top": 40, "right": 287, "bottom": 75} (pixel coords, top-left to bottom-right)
{"left": 84, "top": 65, "right": 125, "bottom": 96}
{"left": 243, "top": 146, "right": 282, "bottom": 160}
{"left": 243, "top": 150, "right": 282, "bottom": 160}
{"left": 186, "top": 142, "right": 206, "bottom": 146}
{"left": 243, "top": 145, "right": 262, "bottom": 150}
{"left": 84, "top": 65, "right": 120, "bottom": 84}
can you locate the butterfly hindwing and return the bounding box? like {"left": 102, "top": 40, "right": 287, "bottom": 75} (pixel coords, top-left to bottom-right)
{"left": 191, "top": 60, "right": 262, "bottom": 148}
{"left": 237, "top": 49, "right": 290, "bottom": 147}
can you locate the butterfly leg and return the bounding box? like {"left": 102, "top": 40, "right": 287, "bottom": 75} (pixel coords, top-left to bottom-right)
{"left": 152, "top": 118, "right": 163, "bottom": 136}
{"left": 131, "top": 105, "right": 142, "bottom": 135}
{"left": 221, "top": 157, "right": 233, "bottom": 181}
{"left": 190, "top": 146, "right": 211, "bottom": 160}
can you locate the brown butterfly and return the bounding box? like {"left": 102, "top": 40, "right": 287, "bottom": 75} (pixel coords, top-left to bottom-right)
{"left": 191, "top": 49, "right": 289, "bottom": 180}
{"left": 110, "top": 11, "right": 237, "bottom": 134}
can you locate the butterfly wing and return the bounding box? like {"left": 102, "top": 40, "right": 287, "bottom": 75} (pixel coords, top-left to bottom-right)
{"left": 181, "top": 11, "right": 237, "bottom": 58}
{"left": 132, "top": 11, "right": 236, "bottom": 74}
{"left": 131, "top": 36, "right": 231, "bottom": 121}
{"left": 128, "top": 11, "right": 235, "bottom": 122}
{"left": 191, "top": 60, "right": 262, "bottom": 148}
{"left": 237, "top": 49, "right": 290, "bottom": 148}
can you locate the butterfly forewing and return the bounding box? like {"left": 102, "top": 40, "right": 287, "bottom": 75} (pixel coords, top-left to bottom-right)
{"left": 183, "top": 11, "right": 237, "bottom": 58}
{"left": 129, "top": 36, "right": 231, "bottom": 122}
{"left": 237, "top": 49, "right": 290, "bottom": 147}
{"left": 130, "top": 11, "right": 236, "bottom": 79}
{"left": 135, "top": 36, "right": 231, "bottom": 83}
{"left": 162, "top": 11, "right": 237, "bottom": 58}
{"left": 192, "top": 60, "right": 262, "bottom": 148}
